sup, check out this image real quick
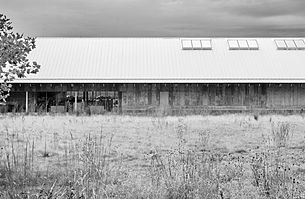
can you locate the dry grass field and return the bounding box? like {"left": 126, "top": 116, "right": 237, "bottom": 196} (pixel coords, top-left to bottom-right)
{"left": 1, "top": 114, "right": 305, "bottom": 198}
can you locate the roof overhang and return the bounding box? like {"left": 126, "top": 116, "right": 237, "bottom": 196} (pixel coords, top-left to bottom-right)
{"left": 10, "top": 78, "right": 305, "bottom": 84}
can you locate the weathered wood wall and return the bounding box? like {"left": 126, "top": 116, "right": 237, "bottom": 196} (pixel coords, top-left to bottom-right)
{"left": 120, "top": 83, "right": 305, "bottom": 112}
{"left": 266, "top": 84, "right": 305, "bottom": 108}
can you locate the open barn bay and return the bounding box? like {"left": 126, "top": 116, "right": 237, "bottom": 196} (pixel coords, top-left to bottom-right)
{"left": 0, "top": 114, "right": 305, "bottom": 198}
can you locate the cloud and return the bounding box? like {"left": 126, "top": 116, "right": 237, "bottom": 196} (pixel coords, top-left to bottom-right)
{"left": 0, "top": 0, "right": 305, "bottom": 37}
{"left": 214, "top": 0, "right": 305, "bottom": 18}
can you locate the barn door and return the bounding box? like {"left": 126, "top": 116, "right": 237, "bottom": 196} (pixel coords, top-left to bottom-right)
{"left": 160, "top": 92, "right": 169, "bottom": 108}
{"left": 159, "top": 92, "right": 169, "bottom": 115}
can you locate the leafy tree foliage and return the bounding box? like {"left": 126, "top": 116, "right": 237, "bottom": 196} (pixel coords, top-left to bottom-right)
{"left": 0, "top": 14, "right": 40, "bottom": 101}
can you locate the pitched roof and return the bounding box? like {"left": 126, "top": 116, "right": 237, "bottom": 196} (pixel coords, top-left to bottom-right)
{"left": 14, "top": 37, "right": 305, "bottom": 83}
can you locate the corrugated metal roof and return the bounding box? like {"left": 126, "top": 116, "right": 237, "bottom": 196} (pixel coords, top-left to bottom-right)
{"left": 13, "top": 37, "right": 305, "bottom": 83}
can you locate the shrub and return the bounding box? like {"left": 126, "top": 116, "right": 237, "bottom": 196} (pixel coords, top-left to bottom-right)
{"left": 271, "top": 122, "right": 293, "bottom": 148}
{"left": 250, "top": 150, "right": 304, "bottom": 198}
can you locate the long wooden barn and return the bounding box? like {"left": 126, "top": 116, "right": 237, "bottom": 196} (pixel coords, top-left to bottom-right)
{"left": 3, "top": 37, "right": 305, "bottom": 114}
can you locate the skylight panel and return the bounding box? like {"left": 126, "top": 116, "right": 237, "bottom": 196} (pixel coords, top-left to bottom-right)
{"left": 192, "top": 40, "right": 202, "bottom": 50}
{"left": 181, "top": 39, "right": 212, "bottom": 50}
{"left": 247, "top": 40, "right": 259, "bottom": 50}
{"left": 275, "top": 40, "right": 287, "bottom": 50}
{"left": 294, "top": 39, "right": 305, "bottom": 50}
{"left": 238, "top": 40, "right": 249, "bottom": 50}
{"left": 181, "top": 40, "right": 192, "bottom": 50}
{"left": 200, "top": 40, "right": 212, "bottom": 50}
{"left": 285, "top": 40, "right": 296, "bottom": 50}
{"left": 227, "top": 39, "right": 259, "bottom": 50}
{"left": 228, "top": 40, "right": 239, "bottom": 50}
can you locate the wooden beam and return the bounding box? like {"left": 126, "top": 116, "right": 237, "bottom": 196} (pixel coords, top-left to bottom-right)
{"left": 25, "top": 91, "right": 29, "bottom": 113}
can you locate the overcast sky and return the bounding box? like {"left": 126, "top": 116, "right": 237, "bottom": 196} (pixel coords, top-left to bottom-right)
{"left": 1, "top": 0, "right": 305, "bottom": 37}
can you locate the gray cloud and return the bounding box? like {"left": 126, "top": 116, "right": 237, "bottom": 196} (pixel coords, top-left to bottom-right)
{"left": 214, "top": 0, "right": 305, "bottom": 18}
{"left": 0, "top": 0, "right": 304, "bottom": 37}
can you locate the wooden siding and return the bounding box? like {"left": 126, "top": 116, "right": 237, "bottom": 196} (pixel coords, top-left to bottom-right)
{"left": 267, "top": 84, "right": 305, "bottom": 108}
{"left": 120, "top": 83, "right": 305, "bottom": 112}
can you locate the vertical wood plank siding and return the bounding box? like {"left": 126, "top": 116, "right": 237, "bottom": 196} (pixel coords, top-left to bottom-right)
{"left": 120, "top": 83, "right": 305, "bottom": 112}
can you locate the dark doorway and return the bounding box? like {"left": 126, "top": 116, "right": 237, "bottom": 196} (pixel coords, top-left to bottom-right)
{"left": 36, "top": 92, "right": 58, "bottom": 112}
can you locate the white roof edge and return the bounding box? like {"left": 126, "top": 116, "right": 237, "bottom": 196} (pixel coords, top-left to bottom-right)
{"left": 11, "top": 78, "right": 305, "bottom": 84}
{"left": 36, "top": 37, "right": 305, "bottom": 38}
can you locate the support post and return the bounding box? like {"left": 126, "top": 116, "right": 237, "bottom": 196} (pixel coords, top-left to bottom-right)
{"left": 46, "top": 92, "right": 48, "bottom": 113}
{"left": 74, "top": 91, "right": 78, "bottom": 112}
{"left": 25, "top": 91, "right": 29, "bottom": 113}
{"left": 118, "top": 91, "right": 122, "bottom": 114}
{"left": 55, "top": 93, "right": 58, "bottom": 113}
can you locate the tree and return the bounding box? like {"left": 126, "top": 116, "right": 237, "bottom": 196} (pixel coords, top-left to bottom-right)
{"left": 0, "top": 14, "right": 40, "bottom": 101}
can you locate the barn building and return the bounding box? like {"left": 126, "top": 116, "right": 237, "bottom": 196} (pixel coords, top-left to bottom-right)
{"left": 3, "top": 37, "right": 305, "bottom": 114}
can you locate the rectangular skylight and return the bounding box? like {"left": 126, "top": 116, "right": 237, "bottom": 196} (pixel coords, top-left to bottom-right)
{"left": 247, "top": 40, "right": 259, "bottom": 50}
{"left": 200, "top": 40, "right": 212, "bottom": 50}
{"left": 181, "top": 40, "right": 192, "bottom": 50}
{"left": 275, "top": 40, "right": 287, "bottom": 50}
{"left": 228, "top": 40, "right": 239, "bottom": 50}
{"left": 238, "top": 40, "right": 249, "bottom": 50}
{"left": 285, "top": 40, "right": 296, "bottom": 50}
{"left": 294, "top": 39, "right": 305, "bottom": 50}
{"left": 192, "top": 40, "right": 202, "bottom": 50}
